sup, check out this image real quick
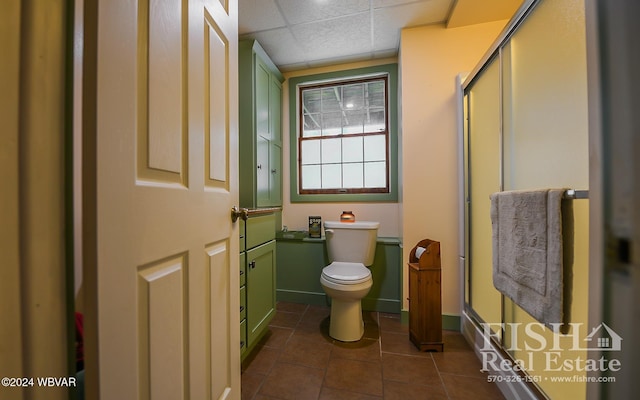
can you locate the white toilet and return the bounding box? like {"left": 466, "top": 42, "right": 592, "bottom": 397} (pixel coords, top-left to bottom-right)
{"left": 320, "top": 220, "right": 379, "bottom": 342}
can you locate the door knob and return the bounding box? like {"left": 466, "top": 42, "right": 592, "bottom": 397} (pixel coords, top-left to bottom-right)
{"left": 231, "top": 206, "right": 248, "bottom": 222}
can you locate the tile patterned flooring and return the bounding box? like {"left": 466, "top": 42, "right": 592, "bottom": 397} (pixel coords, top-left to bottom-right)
{"left": 241, "top": 302, "right": 505, "bottom": 400}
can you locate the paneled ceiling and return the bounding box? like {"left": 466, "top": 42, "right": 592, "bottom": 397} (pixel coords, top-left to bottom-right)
{"left": 239, "top": 0, "right": 523, "bottom": 72}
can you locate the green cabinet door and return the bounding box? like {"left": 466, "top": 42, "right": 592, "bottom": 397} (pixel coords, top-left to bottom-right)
{"left": 269, "top": 142, "right": 282, "bottom": 206}
{"left": 256, "top": 135, "right": 270, "bottom": 206}
{"left": 269, "top": 74, "right": 282, "bottom": 143}
{"left": 239, "top": 39, "right": 283, "bottom": 208}
{"left": 240, "top": 319, "right": 247, "bottom": 355}
{"left": 246, "top": 240, "right": 276, "bottom": 346}
{"left": 268, "top": 75, "right": 282, "bottom": 206}
{"left": 255, "top": 57, "right": 270, "bottom": 138}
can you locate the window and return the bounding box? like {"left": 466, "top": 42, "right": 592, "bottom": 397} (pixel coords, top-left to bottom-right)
{"left": 298, "top": 75, "right": 389, "bottom": 194}
{"left": 288, "top": 64, "right": 398, "bottom": 202}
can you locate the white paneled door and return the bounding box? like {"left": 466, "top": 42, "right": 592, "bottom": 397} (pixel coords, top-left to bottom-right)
{"left": 85, "top": 1, "right": 239, "bottom": 399}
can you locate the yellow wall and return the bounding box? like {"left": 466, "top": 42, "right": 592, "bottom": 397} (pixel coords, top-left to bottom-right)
{"left": 399, "top": 20, "right": 508, "bottom": 313}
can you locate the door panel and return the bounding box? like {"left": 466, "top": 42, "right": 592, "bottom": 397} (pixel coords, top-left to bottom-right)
{"left": 205, "top": 10, "right": 230, "bottom": 187}
{"left": 143, "top": 0, "right": 184, "bottom": 176}
{"left": 137, "top": 254, "right": 187, "bottom": 400}
{"left": 86, "top": 1, "right": 239, "bottom": 399}
{"left": 136, "top": 0, "right": 187, "bottom": 184}
{"left": 206, "top": 241, "right": 232, "bottom": 398}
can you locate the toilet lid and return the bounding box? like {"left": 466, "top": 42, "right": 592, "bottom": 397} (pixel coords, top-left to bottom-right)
{"left": 322, "top": 262, "right": 371, "bottom": 285}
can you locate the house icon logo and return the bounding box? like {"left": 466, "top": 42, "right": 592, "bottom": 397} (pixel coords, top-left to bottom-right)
{"left": 584, "top": 323, "right": 623, "bottom": 351}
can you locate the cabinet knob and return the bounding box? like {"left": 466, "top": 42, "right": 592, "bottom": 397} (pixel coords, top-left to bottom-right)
{"left": 271, "top": 169, "right": 277, "bottom": 173}
{"left": 257, "top": 164, "right": 262, "bottom": 170}
{"left": 249, "top": 261, "right": 256, "bottom": 269}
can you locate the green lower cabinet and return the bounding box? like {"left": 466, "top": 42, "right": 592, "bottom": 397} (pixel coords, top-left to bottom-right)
{"left": 240, "top": 250, "right": 246, "bottom": 355}
{"left": 275, "top": 237, "right": 402, "bottom": 313}
{"left": 240, "top": 318, "right": 247, "bottom": 355}
{"left": 240, "top": 253, "right": 246, "bottom": 286}
{"left": 246, "top": 240, "right": 276, "bottom": 346}
{"left": 240, "top": 213, "right": 277, "bottom": 361}
{"left": 240, "top": 285, "right": 247, "bottom": 321}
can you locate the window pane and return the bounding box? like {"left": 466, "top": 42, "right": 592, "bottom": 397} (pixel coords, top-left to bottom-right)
{"left": 303, "top": 114, "right": 321, "bottom": 137}
{"left": 303, "top": 88, "right": 322, "bottom": 113}
{"left": 301, "top": 140, "right": 321, "bottom": 165}
{"left": 365, "top": 109, "right": 385, "bottom": 132}
{"left": 343, "top": 163, "right": 363, "bottom": 188}
{"left": 367, "top": 81, "right": 385, "bottom": 107}
{"left": 342, "top": 136, "right": 363, "bottom": 162}
{"left": 322, "top": 164, "right": 341, "bottom": 188}
{"left": 302, "top": 165, "right": 321, "bottom": 189}
{"left": 343, "top": 83, "right": 364, "bottom": 110}
{"left": 364, "top": 135, "right": 386, "bottom": 161}
{"left": 321, "top": 112, "right": 342, "bottom": 136}
{"left": 364, "top": 161, "right": 386, "bottom": 188}
{"left": 343, "top": 110, "right": 365, "bottom": 134}
{"left": 321, "top": 138, "right": 342, "bottom": 164}
{"left": 321, "top": 87, "right": 341, "bottom": 112}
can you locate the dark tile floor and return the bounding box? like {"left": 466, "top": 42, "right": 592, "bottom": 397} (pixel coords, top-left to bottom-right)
{"left": 241, "top": 302, "right": 505, "bottom": 400}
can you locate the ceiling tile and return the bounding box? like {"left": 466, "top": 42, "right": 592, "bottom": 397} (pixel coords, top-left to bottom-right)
{"left": 277, "top": 0, "right": 370, "bottom": 25}
{"left": 291, "top": 12, "right": 372, "bottom": 60}
{"left": 240, "top": 28, "right": 307, "bottom": 66}
{"left": 374, "top": 0, "right": 452, "bottom": 27}
{"left": 279, "top": 62, "right": 312, "bottom": 72}
{"left": 307, "top": 51, "right": 375, "bottom": 69}
{"left": 374, "top": 48, "right": 398, "bottom": 59}
{"left": 237, "top": 0, "right": 516, "bottom": 71}
{"left": 372, "top": 0, "right": 426, "bottom": 7}
{"left": 373, "top": 0, "right": 451, "bottom": 51}
{"left": 448, "top": 0, "right": 522, "bottom": 28}
{"left": 239, "top": 0, "right": 286, "bottom": 34}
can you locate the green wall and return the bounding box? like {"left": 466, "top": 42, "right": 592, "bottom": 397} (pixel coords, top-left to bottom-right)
{"left": 275, "top": 236, "right": 402, "bottom": 313}
{"left": 287, "top": 64, "right": 399, "bottom": 203}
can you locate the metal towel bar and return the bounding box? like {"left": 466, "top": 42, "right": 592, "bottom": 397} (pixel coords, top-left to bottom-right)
{"left": 563, "top": 189, "right": 589, "bottom": 199}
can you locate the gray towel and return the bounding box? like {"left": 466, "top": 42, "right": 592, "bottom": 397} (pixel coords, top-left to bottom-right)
{"left": 490, "top": 189, "right": 572, "bottom": 332}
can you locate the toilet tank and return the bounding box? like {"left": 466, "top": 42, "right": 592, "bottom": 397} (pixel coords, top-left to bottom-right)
{"left": 324, "top": 221, "right": 380, "bottom": 266}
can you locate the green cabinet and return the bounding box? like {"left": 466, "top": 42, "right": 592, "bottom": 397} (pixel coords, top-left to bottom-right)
{"left": 246, "top": 241, "right": 276, "bottom": 345}
{"left": 275, "top": 236, "right": 402, "bottom": 313}
{"left": 239, "top": 40, "right": 283, "bottom": 208}
{"left": 240, "top": 213, "right": 276, "bottom": 360}
{"left": 239, "top": 220, "right": 246, "bottom": 356}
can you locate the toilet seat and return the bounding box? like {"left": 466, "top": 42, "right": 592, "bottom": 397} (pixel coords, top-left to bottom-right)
{"left": 321, "top": 262, "right": 371, "bottom": 285}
